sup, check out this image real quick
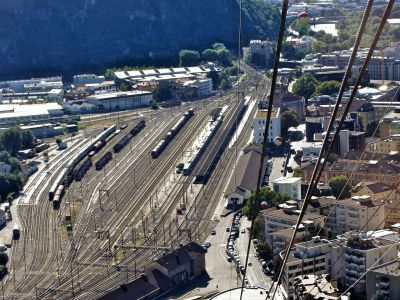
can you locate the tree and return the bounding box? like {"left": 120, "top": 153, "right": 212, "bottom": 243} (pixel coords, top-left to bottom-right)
{"left": 311, "top": 40, "right": 328, "bottom": 53}
{"left": 202, "top": 49, "right": 219, "bottom": 62}
{"left": 8, "top": 157, "right": 21, "bottom": 173}
{"left": 0, "top": 253, "right": 8, "bottom": 266}
{"left": 243, "top": 187, "right": 291, "bottom": 219}
{"left": 212, "top": 42, "right": 227, "bottom": 51}
{"left": 0, "top": 128, "right": 22, "bottom": 156}
{"left": 0, "top": 151, "right": 10, "bottom": 163}
{"left": 216, "top": 48, "right": 232, "bottom": 67}
{"left": 257, "top": 242, "right": 273, "bottom": 261}
{"left": 153, "top": 85, "right": 172, "bottom": 101}
{"left": 281, "top": 42, "right": 296, "bottom": 60}
{"left": 326, "top": 153, "right": 339, "bottom": 164}
{"left": 207, "top": 70, "right": 221, "bottom": 89}
{"left": 21, "top": 130, "right": 34, "bottom": 149}
{"left": 292, "top": 74, "right": 318, "bottom": 99}
{"left": 314, "top": 80, "right": 341, "bottom": 96}
{"left": 329, "top": 175, "right": 351, "bottom": 199}
{"left": 179, "top": 50, "right": 200, "bottom": 67}
{"left": 293, "top": 167, "right": 302, "bottom": 177}
{"left": 281, "top": 110, "right": 300, "bottom": 135}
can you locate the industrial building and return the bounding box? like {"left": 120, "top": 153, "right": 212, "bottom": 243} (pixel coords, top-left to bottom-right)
{"left": 86, "top": 91, "right": 152, "bottom": 111}
{"left": 0, "top": 103, "right": 63, "bottom": 126}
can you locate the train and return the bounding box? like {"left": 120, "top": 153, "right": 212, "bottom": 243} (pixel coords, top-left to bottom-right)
{"left": 95, "top": 151, "right": 112, "bottom": 170}
{"left": 74, "top": 157, "right": 92, "bottom": 181}
{"left": 48, "top": 124, "right": 117, "bottom": 207}
{"left": 151, "top": 108, "right": 194, "bottom": 159}
{"left": 113, "top": 120, "right": 146, "bottom": 153}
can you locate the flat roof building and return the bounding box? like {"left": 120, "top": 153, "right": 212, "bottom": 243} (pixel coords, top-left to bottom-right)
{"left": 86, "top": 91, "right": 152, "bottom": 111}
{"left": 0, "top": 103, "right": 63, "bottom": 126}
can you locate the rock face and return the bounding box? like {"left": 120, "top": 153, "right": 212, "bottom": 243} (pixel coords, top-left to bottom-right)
{"left": 0, "top": 0, "right": 279, "bottom": 80}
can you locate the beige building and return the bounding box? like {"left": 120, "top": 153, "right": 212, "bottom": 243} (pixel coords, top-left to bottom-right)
{"left": 336, "top": 195, "right": 386, "bottom": 233}
{"left": 261, "top": 206, "right": 324, "bottom": 242}
{"left": 369, "top": 135, "right": 400, "bottom": 154}
{"left": 352, "top": 182, "right": 396, "bottom": 201}
{"left": 367, "top": 259, "right": 400, "bottom": 300}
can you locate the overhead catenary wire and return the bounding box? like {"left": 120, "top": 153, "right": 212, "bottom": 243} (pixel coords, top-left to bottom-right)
{"left": 268, "top": 0, "right": 395, "bottom": 297}
{"left": 239, "top": 1, "right": 289, "bottom": 299}
{"left": 286, "top": 83, "right": 400, "bottom": 289}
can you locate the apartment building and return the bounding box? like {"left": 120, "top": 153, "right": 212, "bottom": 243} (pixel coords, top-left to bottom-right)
{"left": 272, "top": 176, "right": 302, "bottom": 201}
{"left": 343, "top": 231, "right": 399, "bottom": 295}
{"left": 352, "top": 182, "right": 395, "bottom": 201}
{"left": 336, "top": 195, "right": 386, "bottom": 233}
{"left": 330, "top": 160, "right": 400, "bottom": 185}
{"left": 252, "top": 107, "right": 281, "bottom": 143}
{"left": 261, "top": 207, "right": 324, "bottom": 242}
{"left": 270, "top": 227, "right": 308, "bottom": 261}
{"left": 369, "top": 135, "right": 400, "bottom": 154}
{"left": 281, "top": 237, "right": 346, "bottom": 299}
{"left": 366, "top": 259, "right": 400, "bottom": 300}
{"left": 293, "top": 274, "right": 349, "bottom": 300}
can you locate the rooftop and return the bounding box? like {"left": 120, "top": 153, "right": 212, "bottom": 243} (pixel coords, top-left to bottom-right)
{"left": 371, "top": 259, "right": 400, "bottom": 277}
{"left": 87, "top": 90, "right": 152, "bottom": 100}
{"left": 255, "top": 107, "right": 280, "bottom": 119}
{"left": 262, "top": 207, "right": 323, "bottom": 223}
{"left": 210, "top": 287, "right": 270, "bottom": 300}
{"left": 273, "top": 176, "right": 301, "bottom": 184}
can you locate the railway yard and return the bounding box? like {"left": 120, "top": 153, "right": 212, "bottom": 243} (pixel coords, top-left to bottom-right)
{"left": 3, "top": 65, "right": 269, "bottom": 299}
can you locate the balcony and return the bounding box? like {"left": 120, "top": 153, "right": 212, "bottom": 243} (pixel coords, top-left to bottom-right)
{"left": 380, "top": 281, "right": 390, "bottom": 288}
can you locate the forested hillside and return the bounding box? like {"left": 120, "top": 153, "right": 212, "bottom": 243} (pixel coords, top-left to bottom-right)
{"left": 0, "top": 0, "right": 280, "bottom": 80}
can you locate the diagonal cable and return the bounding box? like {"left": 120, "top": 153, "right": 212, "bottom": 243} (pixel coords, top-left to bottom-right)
{"left": 239, "top": 0, "right": 289, "bottom": 299}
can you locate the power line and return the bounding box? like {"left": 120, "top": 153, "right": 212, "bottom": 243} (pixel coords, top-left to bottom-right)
{"left": 239, "top": 0, "right": 289, "bottom": 299}
{"left": 268, "top": 0, "right": 395, "bottom": 297}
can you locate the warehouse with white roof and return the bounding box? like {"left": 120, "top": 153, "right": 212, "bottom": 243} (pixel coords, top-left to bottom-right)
{"left": 0, "top": 103, "right": 63, "bottom": 126}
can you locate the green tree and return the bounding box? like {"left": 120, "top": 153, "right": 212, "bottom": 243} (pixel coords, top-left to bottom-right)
{"left": 311, "top": 40, "right": 328, "bottom": 53}
{"left": 0, "top": 151, "right": 10, "bottom": 163}
{"left": 281, "top": 110, "right": 299, "bottom": 135}
{"left": 216, "top": 48, "right": 232, "bottom": 67}
{"left": 8, "top": 157, "right": 21, "bottom": 173}
{"left": 292, "top": 74, "right": 318, "bottom": 99}
{"left": 243, "top": 187, "right": 291, "bottom": 219}
{"left": 293, "top": 167, "right": 302, "bottom": 177}
{"left": 207, "top": 70, "right": 221, "bottom": 89}
{"left": 21, "top": 130, "right": 34, "bottom": 149}
{"left": 257, "top": 242, "right": 273, "bottom": 261}
{"left": 201, "top": 49, "right": 219, "bottom": 62}
{"left": 0, "top": 128, "right": 22, "bottom": 156}
{"left": 153, "top": 85, "right": 172, "bottom": 101}
{"left": 6, "top": 193, "right": 13, "bottom": 206}
{"left": 329, "top": 175, "right": 351, "bottom": 199}
{"left": 281, "top": 42, "right": 296, "bottom": 60}
{"left": 326, "top": 153, "right": 339, "bottom": 164}
{"left": 314, "top": 80, "right": 341, "bottom": 96}
{"left": 212, "top": 42, "right": 227, "bottom": 51}
{"left": 0, "top": 253, "right": 8, "bottom": 266}
{"left": 179, "top": 50, "right": 201, "bottom": 67}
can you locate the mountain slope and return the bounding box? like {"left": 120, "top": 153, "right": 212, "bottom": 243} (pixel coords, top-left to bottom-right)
{"left": 0, "top": 0, "right": 279, "bottom": 80}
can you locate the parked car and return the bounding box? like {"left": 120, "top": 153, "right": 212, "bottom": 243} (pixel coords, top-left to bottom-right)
{"left": 210, "top": 229, "right": 216, "bottom": 235}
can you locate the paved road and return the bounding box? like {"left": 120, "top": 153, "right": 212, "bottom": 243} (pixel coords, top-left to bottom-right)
{"left": 268, "top": 157, "right": 286, "bottom": 189}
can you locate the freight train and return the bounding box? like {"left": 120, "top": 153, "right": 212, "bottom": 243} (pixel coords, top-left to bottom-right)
{"left": 113, "top": 120, "right": 145, "bottom": 153}
{"left": 95, "top": 151, "right": 112, "bottom": 170}
{"left": 49, "top": 124, "right": 117, "bottom": 208}
{"left": 151, "top": 108, "right": 194, "bottom": 158}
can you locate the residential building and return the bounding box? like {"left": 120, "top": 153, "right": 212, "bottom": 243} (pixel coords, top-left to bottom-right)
{"left": 301, "top": 160, "right": 331, "bottom": 184}
{"left": 336, "top": 195, "right": 386, "bottom": 233}
{"left": 366, "top": 259, "right": 400, "bottom": 300}
{"left": 252, "top": 107, "right": 281, "bottom": 143}
{"left": 224, "top": 145, "right": 265, "bottom": 207}
{"left": 330, "top": 159, "right": 400, "bottom": 185}
{"left": 270, "top": 227, "right": 308, "bottom": 261}
{"left": 85, "top": 81, "right": 117, "bottom": 95}
{"left": 380, "top": 108, "right": 400, "bottom": 138}
{"left": 261, "top": 206, "right": 324, "bottom": 242}
{"left": 272, "top": 176, "right": 302, "bottom": 201}
{"left": 248, "top": 39, "right": 274, "bottom": 65}
{"left": 73, "top": 74, "right": 106, "bottom": 85}
{"left": 352, "top": 182, "right": 395, "bottom": 201}
{"left": 308, "top": 196, "right": 337, "bottom": 229}
{"left": 343, "top": 231, "right": 399, "bottom": 295}
{"left": 369, "top": 135, "right": 400, "bottom": 154}
{"left": 0, "top": 103, "right": 63, "bottom": 126}
{"left": 86, "top": 91, "right": 152, "bottom": 111}
{"left": 293, "top": 274, "right": 349, "bottom": 300}
{"left": 282, "top": 237, "right": 346, "bottom": 299}
{"left": 385, "top": 199, "right": 400, "bottom": 227}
